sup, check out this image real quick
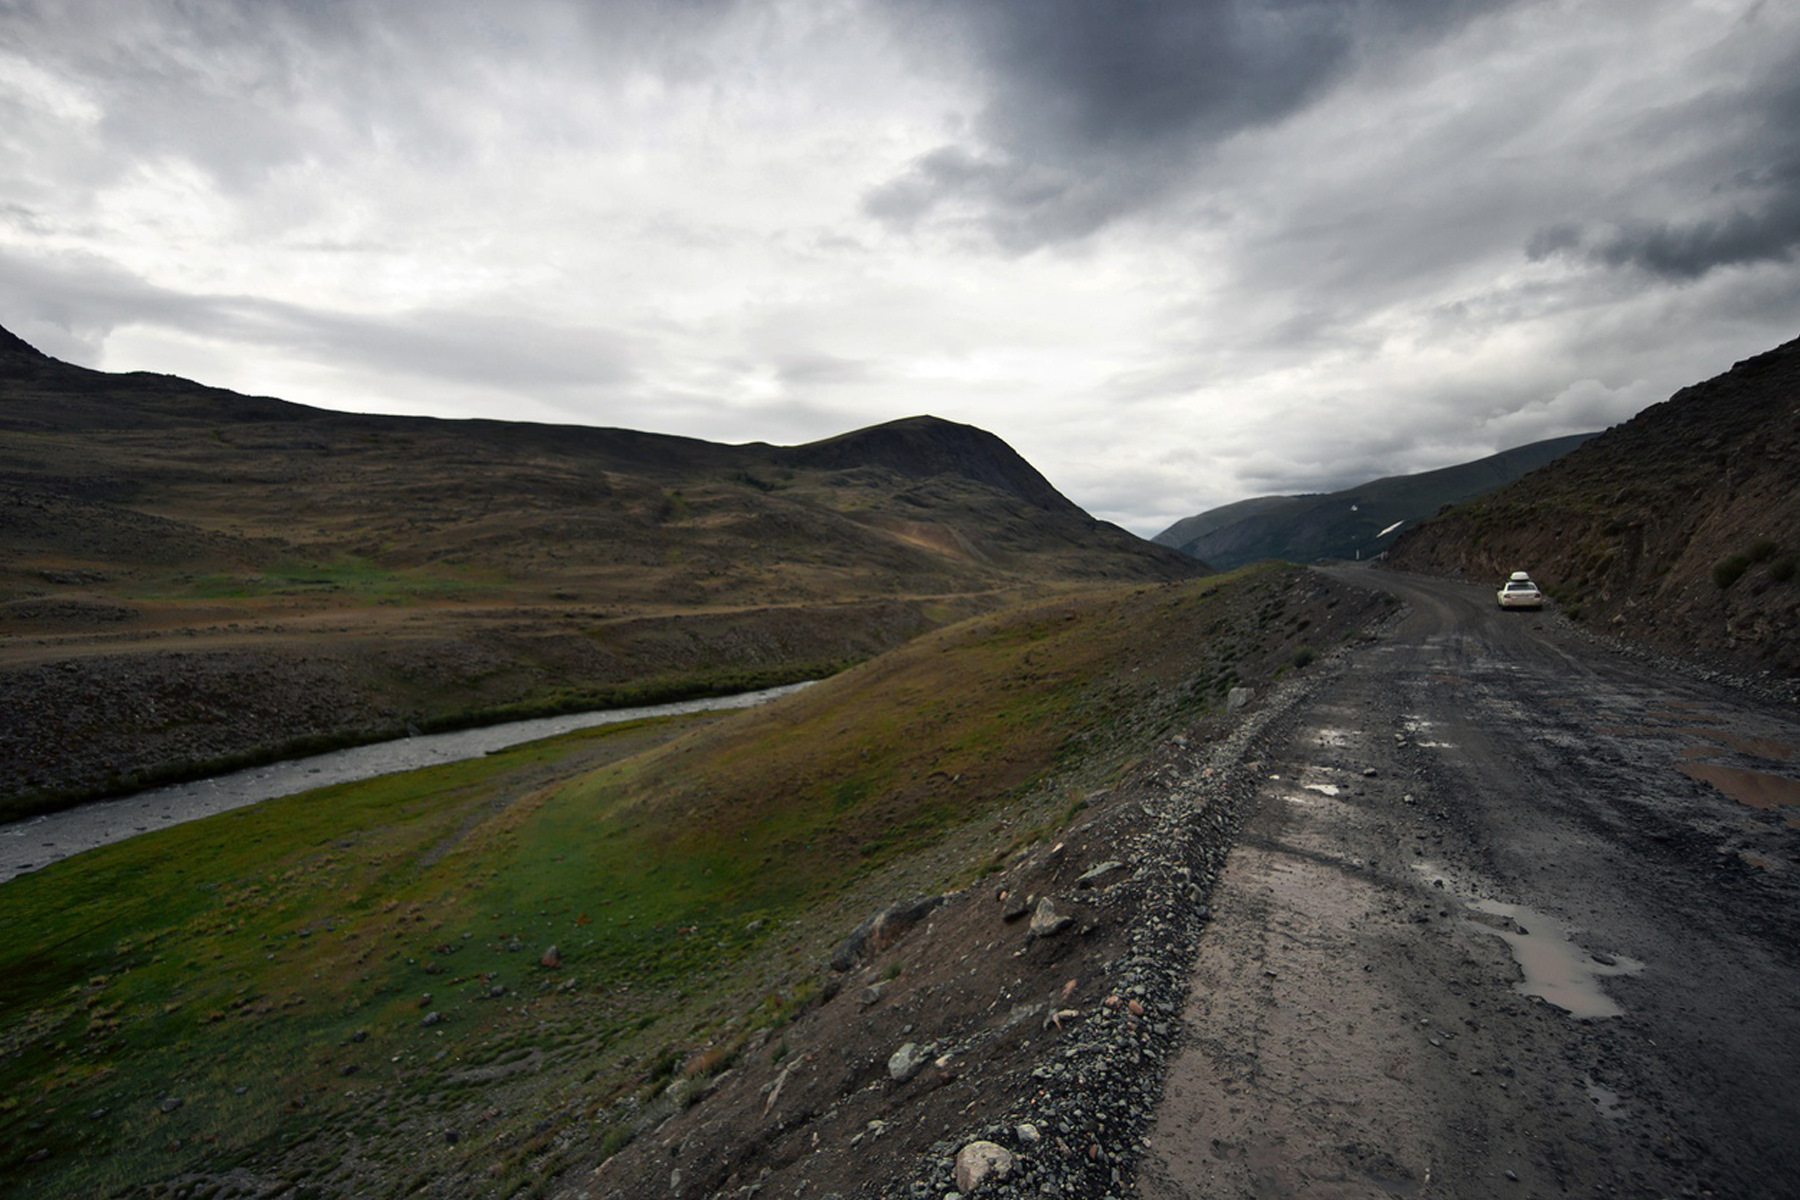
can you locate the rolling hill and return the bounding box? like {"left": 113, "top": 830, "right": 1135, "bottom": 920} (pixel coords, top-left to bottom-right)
{"left": 0, "top": 324, "right": 1203, "bottom": 816}
{"left": 1153, "top": 433, "right": 1598, "bottom": 569}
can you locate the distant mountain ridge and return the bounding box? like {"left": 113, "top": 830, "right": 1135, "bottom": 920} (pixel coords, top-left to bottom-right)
{"left": 1154, "top": 434, "right": 1599, "bottom": 570}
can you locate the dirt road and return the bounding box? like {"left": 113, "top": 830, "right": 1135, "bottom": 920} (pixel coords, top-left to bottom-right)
{"left": 1138, "top": 567, "right": 1800, "bottom": 1199}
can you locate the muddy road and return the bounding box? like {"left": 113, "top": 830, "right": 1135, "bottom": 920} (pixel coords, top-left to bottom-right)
{"left": 1138, "top": 567, "right": 1800, "bottom": 1199}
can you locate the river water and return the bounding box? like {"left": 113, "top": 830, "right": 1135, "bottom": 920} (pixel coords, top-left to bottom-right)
{"left": 0, "top": 682, "right": 814, "bottom": 884}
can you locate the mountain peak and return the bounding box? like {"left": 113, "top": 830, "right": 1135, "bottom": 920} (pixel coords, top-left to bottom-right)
{"left": 779, "top": 415, "right": 1078, "bottom": 513}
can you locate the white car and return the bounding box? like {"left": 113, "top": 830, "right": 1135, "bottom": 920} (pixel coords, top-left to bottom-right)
{"left": 1497, "top": 571, "right": 1543, "bottom": 610}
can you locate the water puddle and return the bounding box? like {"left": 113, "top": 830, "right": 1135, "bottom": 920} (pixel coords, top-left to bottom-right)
{"left": 1401, "top": 716, "right": 1454, "bottom": 749}
{"left": 1585, "top": 1075, "right": 1628, "bottom": 1122}
{"left": 1677, "top": 761, "right": 1800, "bottom": 811}
{"left": 1464, "top": 898, "right": 1643, "bottom": 1020}
{"left": 1716, "top": 732, "right": 1796, "bottom": 760}
{"left": 1687, "top": 731, "right": 1796, "bottom": 760}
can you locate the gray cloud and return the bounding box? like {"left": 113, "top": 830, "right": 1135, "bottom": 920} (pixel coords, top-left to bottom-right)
{"left": 1526, "top": 49, "right": 1800, "bottom": 280}
{"left": 0, "top": 246, "right": 637, "bottom": 397}
{"left": 869, "top": 0, "right": 1513, "bottom": 249}
{"left": 5, "top": 0, "right": 1800, "bottom": 536}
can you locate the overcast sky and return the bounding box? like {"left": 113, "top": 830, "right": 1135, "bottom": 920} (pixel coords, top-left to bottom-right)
{"left": 3, "top": 0, "right": 1797, "bottom": 535}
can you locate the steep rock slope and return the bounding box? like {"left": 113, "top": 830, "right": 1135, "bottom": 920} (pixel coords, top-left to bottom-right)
{"left": 1388, "top": 337, "right": 1800, "bottom": 678}
{"left": 1155, "top": 434, "right": 1596, "bottom": 569}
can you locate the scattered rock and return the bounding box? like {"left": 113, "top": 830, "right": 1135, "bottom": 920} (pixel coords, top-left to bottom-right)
{"left": 1076, "top": 861, "right": 1125, "bottom": 888}
{"left": 830, "top": 895, "right": 946, "bottom": 971}
{"left": 1028, "top": 897, "right": 1074, "bottom": 940}
{"left": 887, "top": 1041, "right": 929, "bottom": 1083}
{"left": 954, "top": 1141, "right": 1016, "bottom": 1192}
{"left": 540, "top": 945, "right": 561, "bottom": 969}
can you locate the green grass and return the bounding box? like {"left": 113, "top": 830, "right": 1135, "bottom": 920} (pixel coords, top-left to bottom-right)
{"left": 0, "top": 717, "right": 709, "bottom": 1197}
{"left": 125, "top": 555, "right": 498, "bottom": 604}
{"left": 0, "top": 565, "right": 1354, "bottom": 1196}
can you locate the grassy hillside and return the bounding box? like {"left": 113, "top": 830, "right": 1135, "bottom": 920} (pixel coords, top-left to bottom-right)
{"left": 0, "top": 564, "right": 1388, "bottom": 1199}
{"left": 0, "top": 329, "right": 1201, "bottom": 817}
{"left": 1388, "top": 337, "right": 1800, "bottom": 679}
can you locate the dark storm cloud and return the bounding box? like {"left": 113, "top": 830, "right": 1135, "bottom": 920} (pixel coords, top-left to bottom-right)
{"left": 1527, "top": 52, "right": 1800, "bottom": 280}
{"left": 869, "top": 0, "right": 1512, "bottom": 249}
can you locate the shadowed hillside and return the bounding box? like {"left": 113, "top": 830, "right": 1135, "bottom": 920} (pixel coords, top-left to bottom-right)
{"left": 1388, "top": 337, "right": 1800, "bottom": 679}
{"left": 0, "top": 325, "right": 1203, "bottom": 816}
{"left": 1154, "top": 434, "right": 1596, "bottom": 569}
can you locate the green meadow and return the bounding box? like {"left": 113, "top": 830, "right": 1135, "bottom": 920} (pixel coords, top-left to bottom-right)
{"left": 0, "top": 566, "right": 1341, "bottom": 1197}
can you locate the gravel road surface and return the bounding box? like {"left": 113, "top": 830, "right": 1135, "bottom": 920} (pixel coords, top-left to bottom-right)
{"left": 1138, "top": 567, "right": 1800, "bottom": 1199}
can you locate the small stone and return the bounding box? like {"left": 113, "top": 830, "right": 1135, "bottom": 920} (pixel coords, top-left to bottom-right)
{"left": 540, "top": 945, "right": 561, "bottom": 969}
{"left": 887, "top": 1041, "right": 928, "bottom": 1083}
{"left": 1075, "top": 861, "right": 1124, "bottom": 889}
{"left": 954, "top": 1141, "right": 1016, "bottom": 1192}
{"left": 1028, "top": 898, "right": 1073, "bottom": 939}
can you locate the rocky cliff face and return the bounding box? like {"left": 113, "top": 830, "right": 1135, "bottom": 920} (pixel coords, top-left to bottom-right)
{"left": 1388, "top": 337, "right": 1800, "bottom": 679}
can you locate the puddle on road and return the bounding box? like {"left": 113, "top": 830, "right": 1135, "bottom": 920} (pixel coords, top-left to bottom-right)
{"left": 1464, "top": 898, "right": 1644, "bottom": 1020}
{"left": 1401, "top": 716, "right": 1455, "bottom": 749}
{"left": 1301, "top": 772, "right": 1344, "bottom": 798}
{"left": 1677, "top": 760, "right": 1800, "bottom": 812}
{"left": 1693, "top": 731, "right": 1796, "bottom": 760}
{"left": 1585, "top": 1076, "right": 1628, "bottom": 1122}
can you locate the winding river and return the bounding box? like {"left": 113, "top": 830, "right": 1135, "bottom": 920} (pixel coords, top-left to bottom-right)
{"left": 0, "top": 682, "right": 814, "bottom": 884}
